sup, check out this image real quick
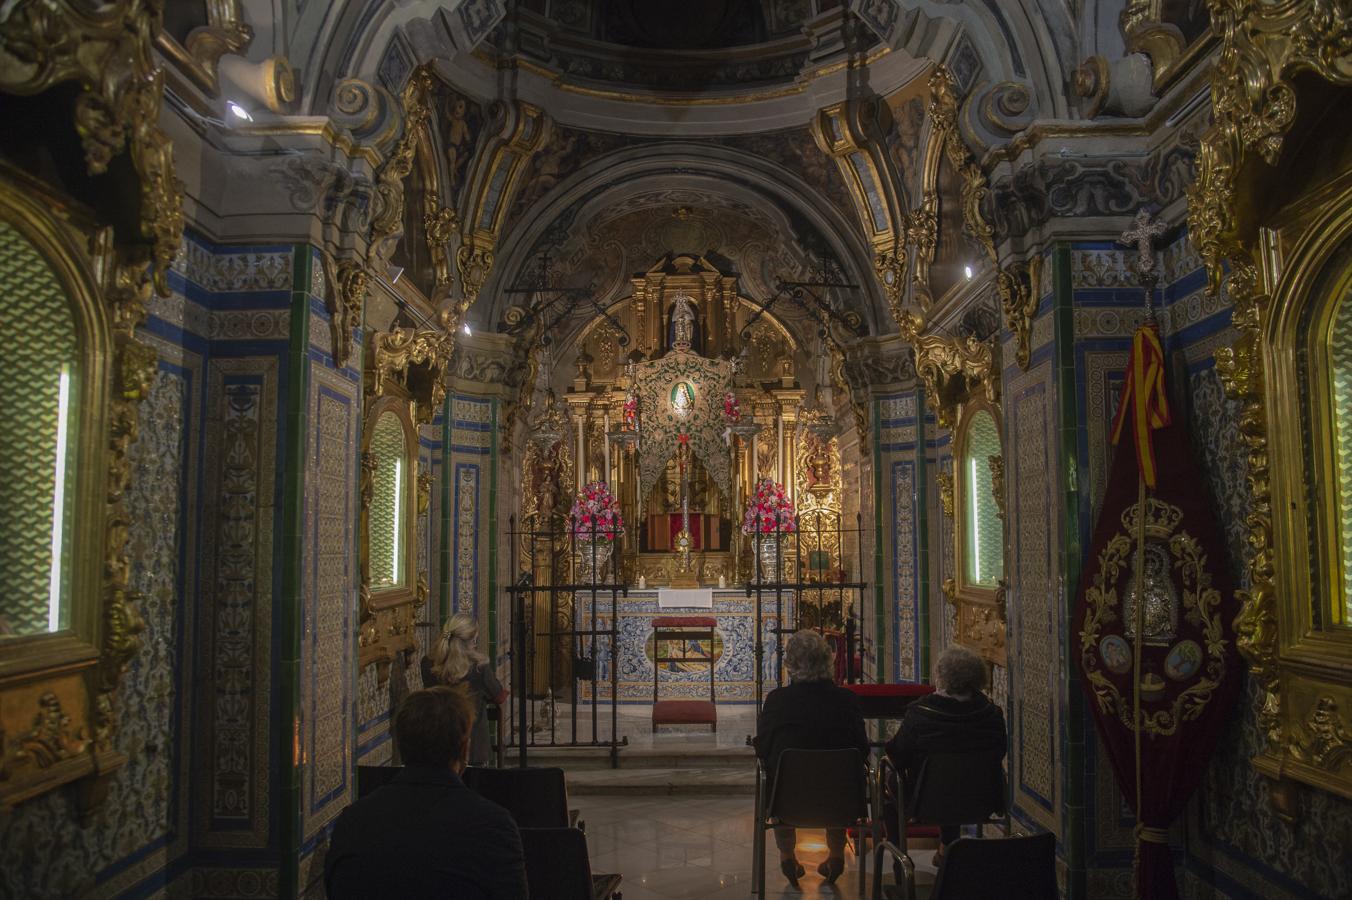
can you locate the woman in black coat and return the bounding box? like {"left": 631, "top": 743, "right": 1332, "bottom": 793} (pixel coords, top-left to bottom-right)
{"left": 753, "top": 629, "right": 870, "bottom": 888}
{"left": 885, "top": 644, "right": 1007, "bottom": 856}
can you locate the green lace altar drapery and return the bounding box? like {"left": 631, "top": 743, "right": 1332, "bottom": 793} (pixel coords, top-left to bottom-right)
{"left": 634, "top": 351, "right": 734, "bottom": 503}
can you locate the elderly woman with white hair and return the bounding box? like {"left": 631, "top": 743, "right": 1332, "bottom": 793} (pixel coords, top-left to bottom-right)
{"left": 752, "top": 629, "right": 869, "bottom": 888}
{"left": 884, "top": 644, "right": 1006, "bottom": 859}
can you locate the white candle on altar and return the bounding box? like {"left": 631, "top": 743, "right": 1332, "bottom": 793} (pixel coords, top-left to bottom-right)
{"left": 603, "top": 412, "right": 611, "bottom": 481}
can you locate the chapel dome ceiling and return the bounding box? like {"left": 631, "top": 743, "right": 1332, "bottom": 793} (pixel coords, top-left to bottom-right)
{"left": 481, "top": 0, "right": 882, "bottom": 94}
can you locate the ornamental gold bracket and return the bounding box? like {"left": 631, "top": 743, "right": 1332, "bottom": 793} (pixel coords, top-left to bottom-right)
{"left": 897, "top": 309, "right": 999, "bottom": 431}
{"left": 367, "top": 327, "right": 455, "bottom": 424}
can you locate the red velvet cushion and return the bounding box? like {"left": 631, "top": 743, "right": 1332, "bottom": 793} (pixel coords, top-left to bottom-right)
{"left": 652, "top": 700, "right": 717, "bottom": 724}
{"left": 652, "top": 616, "right": 717, "bottom": 628}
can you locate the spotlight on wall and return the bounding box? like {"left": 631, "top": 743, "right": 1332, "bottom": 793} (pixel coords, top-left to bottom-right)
{"left": 462, "top": 322, "right": 472, "bottom": 336}
{"left": 387, "top": 265, "right": 403, "bottom": 284}
{"left": 964, "top": 264, "right": 974, "bottom": 280}
{"left": 226, "top": 100, "right": 253, "bottom": 122}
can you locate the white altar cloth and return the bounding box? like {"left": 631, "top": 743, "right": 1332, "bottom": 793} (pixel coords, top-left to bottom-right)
{"left": 657, "top": 588, "right": 714, "bottom": 609}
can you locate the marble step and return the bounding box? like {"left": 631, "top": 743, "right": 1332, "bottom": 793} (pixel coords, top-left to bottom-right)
{"left": 565, "top": 765, "right": 757, "bottom": 796}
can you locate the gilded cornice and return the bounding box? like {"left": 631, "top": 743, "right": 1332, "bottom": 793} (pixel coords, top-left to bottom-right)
{"left": 1185, "top": 0, "right": 1351, "bottom": 794}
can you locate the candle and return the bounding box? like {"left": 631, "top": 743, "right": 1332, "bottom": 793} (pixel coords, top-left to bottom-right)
{"left": 718, "top": 574, "right": 726, "bottom": 589}
{"left": 639, "top": 574, "right": 647, "bottom": 590}
{"left": 603, "top": 412, "right": 611, "bottom": 480}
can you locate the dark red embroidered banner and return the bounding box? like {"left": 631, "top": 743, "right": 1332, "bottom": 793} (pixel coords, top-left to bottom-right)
{"left": 1073, "top": 333, "right": 1241, "bottom": 899}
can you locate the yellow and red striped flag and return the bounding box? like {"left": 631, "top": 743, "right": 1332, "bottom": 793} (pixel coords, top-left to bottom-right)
{"left": 1109, "top": 322, "right": 1171, "bottom": 488}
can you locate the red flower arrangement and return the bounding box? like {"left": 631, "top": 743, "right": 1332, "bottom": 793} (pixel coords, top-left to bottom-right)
{"left": 622, "top": 394, "right": 638, "bottom": 429}
{"left": 723, "top": 392, "right": 741, "bottom": 423}
{"left": 742, "top": 478, "right": 796, "bottom": 534}
{"left": 571, "top": 481, "right": 624, "bottom": 541}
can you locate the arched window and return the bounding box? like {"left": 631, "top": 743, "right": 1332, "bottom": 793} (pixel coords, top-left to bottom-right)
{"left": 961, "top": 408, "right": 1004, "bottom": 589}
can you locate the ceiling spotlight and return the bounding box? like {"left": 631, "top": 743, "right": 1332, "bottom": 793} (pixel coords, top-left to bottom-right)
{"left": 964, "top": 264, "right": 974, "bottom": 280}
{"left": 387, "top": 265, "right": 403, "bottom": 284}
{"left": 226, "top": 100, "right": 253, "bottom": 122}
{"left": 462, "top": 322, "right": 472, "bottom": 336}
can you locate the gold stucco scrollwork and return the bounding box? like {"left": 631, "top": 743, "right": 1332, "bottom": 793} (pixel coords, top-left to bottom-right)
{"left": 875, "top": 240, "right": 908, "bottom": 325}
{"left": 897, "top": 310, "right": 998, "bottom": 431}
{"left": 425, "top": 203, "right": 459, "bottom": 293}
{"left": 368, "top": 66, "right": 434, "bottom": 268}
{"left": 1290, "top": 696, "right": 1352, "bottom": 772}
{"left": 455, "top": 237, "right": 495, "bottom": 315}
{"left": 369, "top": 327, "right": 455, "bottom": 425}
{"left": 937, "top": 470, "right": 955, "bottom": 519}
{"left": 0, "top": 0, "right": 185, "bottom": 299}
{"left": 321, "top": 256, "right": 369, "bottom": 371}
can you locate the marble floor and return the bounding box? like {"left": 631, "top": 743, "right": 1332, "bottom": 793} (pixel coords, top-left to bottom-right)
{"left": 573, "top": 794, "right": 938, "bottom": 900}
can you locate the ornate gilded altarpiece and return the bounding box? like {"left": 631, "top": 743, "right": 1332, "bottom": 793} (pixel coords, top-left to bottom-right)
{"left": 1187, "top": 0, "right": 1352, "bottom": 803}
{"left": 0, "top": 0, "right": 184, "bottom": 819}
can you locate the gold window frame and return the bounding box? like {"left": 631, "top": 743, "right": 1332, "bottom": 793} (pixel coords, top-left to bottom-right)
{"left": 0, "top": 176, "right": 112, "bottom": 682}
{"left": 1186, "top": 0, "right": 1352, "bottom": 806}
{"left": 948, "top": 396, "right": 1008, "bottom": 667}
{"left": 1258, "top": 173, "right": 1352, "bottom": 800}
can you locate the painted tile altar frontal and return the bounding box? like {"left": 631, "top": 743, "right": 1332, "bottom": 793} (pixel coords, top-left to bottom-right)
{"left": 575, "top": 591, "right": 794, "bottom": 703}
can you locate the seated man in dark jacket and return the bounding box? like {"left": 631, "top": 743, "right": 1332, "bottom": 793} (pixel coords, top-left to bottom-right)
{"left": 885, "top": 644, "right": 1007, "bottom": 857}
{"left": 754, "top": 629, "right": 870, "bottom": 888}
{"left": 324, "top": 686, "right": 528, "bottom": 900}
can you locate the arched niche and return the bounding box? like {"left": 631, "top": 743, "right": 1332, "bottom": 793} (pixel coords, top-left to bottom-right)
{"left": 945, "top": 397, "right": 1007, "bottom": 667}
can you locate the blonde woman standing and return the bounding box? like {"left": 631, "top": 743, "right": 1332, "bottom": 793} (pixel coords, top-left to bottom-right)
{"left": 421, "top": 613, "right": 507, "bottom": 766}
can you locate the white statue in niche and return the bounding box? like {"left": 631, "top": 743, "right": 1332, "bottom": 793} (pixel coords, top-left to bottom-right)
{"left": 671, "top": 293, "right": 696, "bottom": 351}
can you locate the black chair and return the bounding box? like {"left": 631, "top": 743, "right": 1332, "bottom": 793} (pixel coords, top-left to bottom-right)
{"left": 356, "top": 764, "right": 402, "bottom": 798}
{"left": 871, "top": 750, "right": 1008, "bottom": 900}
{"left": 463, "top": 765, "right": 579, "bottom": 830}
{"left": 519, "top": 826, "right": 621, "bottom": 900}
{"left": 928, "top": 833, "right": 1056, "bottom": 899}
{"left": 752, "top": 748, "right": 876, "bottom": 899}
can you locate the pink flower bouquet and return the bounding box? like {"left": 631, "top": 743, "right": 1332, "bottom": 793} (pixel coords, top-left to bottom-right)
{"left": 723, "top": 392, "right": 741, "bottom": 423}
{"left": 571, "top": 481, "right": 624, "bottom": 541}
{"left": 742, "top": 478, "right": 796, "bottom": 534}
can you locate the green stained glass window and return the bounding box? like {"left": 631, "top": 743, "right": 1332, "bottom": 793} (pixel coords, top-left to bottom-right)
{"left": 0, "top": 220, "right": 79, "bottom": 638}
{"left": 963, "top": 409, "right": 1003, "bottom": 588}
{"left": 369, "top": 412, "right": 406, "bottom": 589}
{"left": 1328, "top": 282, "right": 1352, "bottom": 624}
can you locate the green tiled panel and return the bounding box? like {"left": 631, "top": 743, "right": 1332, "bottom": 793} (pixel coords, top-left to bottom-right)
{"left": 0, "top": 220, "right": 78, "bottom": 636}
